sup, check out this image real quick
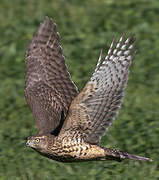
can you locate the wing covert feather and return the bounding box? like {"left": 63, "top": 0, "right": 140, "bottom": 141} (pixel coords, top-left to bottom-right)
{"left": 60, "top": 34, "right": 136, "bottom": 144}
{"left": 25, "top": 17, "right": 78, "bottom": 134}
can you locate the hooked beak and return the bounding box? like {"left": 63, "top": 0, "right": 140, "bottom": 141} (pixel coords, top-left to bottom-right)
{"left": 26, "top": 140, "right": 34, "bottom": 147}
{"left": 26, "top": 141, "right": 30, "bottom": 146}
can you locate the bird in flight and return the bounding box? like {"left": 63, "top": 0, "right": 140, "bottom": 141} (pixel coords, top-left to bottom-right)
{"left": 25, "top": 17, "right": 151, "bottom": 162}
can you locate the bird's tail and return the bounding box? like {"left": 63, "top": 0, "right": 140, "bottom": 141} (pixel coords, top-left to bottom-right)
{"left": 103, "top": 147, "right": 152, "bottom": 162}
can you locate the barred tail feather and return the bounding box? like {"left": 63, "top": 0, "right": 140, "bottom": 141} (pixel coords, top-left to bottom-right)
{"left": 104, "top": 148, "right": 152, "bottom": 162}
{"left": 118, "top": 151, "right": 152, "bottom": 162}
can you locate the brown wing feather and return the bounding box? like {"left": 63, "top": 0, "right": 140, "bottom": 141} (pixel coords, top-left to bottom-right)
{"left": 25, "top": 17, "right": 78, "bottom": 135}
{"left": 60, "top": 34, "right": 136, "bottom": 144}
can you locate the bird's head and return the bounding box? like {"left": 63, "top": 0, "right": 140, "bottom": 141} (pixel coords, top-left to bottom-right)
{"left": 26, "top": 135, "right": 48, "bottom": 152}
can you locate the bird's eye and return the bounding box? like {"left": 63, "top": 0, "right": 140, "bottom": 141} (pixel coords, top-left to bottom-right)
{"left": 35, "top": 138, "right": 40, "bottom": 143}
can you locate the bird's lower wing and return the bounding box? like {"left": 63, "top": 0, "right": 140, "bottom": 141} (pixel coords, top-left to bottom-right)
{"left": 60, "top": 34, "right": 136, "bottom": 144}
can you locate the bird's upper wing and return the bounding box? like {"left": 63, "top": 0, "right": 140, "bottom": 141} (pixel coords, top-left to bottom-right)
{"left": 25, "top": 17, "right": 78, "bottom": 135}
{"left": 60, "top": 34, "right": 136, "bottom": 144}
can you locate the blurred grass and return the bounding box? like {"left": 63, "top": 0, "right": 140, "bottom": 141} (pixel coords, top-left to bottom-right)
{"left": 0, "top": 0, "right": 159, "bottom": 179}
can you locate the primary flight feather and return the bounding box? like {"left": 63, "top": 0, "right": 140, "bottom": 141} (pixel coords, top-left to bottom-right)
{"left": 25, "top": 17, "right": 151, "bottom": 162}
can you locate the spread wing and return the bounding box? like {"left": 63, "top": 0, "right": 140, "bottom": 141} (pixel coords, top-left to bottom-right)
{"left": 60, "top": 34, "right": 136, "bottom": 144}
{"left": 25, "top": 17, "right": 78, "bottom": 135}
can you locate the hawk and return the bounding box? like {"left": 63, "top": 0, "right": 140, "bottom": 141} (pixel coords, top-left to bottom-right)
{"left": 25, "top": 17, "right": 151, "bottom": 162}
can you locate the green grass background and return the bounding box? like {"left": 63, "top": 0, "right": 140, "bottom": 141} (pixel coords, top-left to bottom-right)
{"left": 0, "top": 0, "right": 159, "bottom": 179}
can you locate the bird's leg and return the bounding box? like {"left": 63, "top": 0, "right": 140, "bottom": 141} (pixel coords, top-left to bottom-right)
{"left": 103, "top": 147, "right": 152, "bottom": 162}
